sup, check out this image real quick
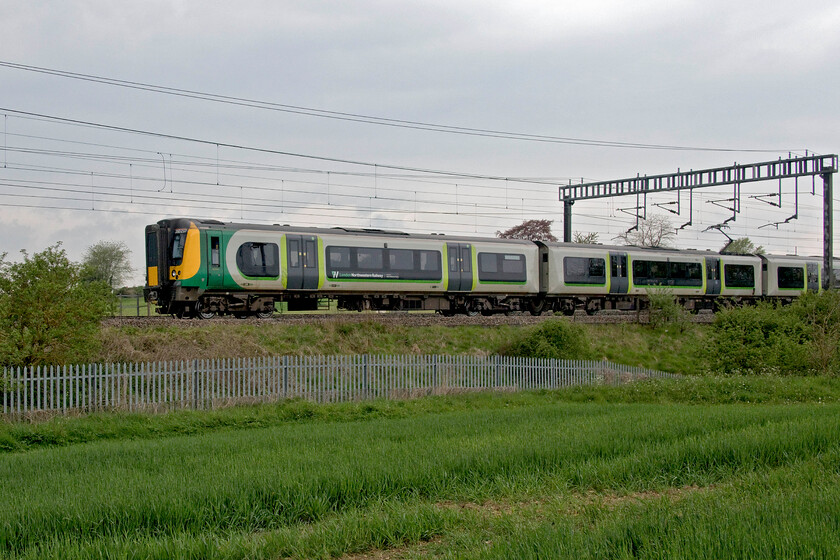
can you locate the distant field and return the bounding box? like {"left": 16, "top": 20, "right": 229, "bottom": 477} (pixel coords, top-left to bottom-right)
{"left": 1, "top": 386, "right": 838, "bottom": 559}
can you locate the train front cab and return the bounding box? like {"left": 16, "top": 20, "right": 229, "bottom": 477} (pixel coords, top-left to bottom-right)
{"left": 143, "top": 219, "right": 204, "bottom": 315}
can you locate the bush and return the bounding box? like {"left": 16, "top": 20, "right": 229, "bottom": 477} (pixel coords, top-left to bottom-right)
{"left": 708, "top": 292, "right": 840, "bottom": 376}
{"left": 0, "top": 244, "right": 113, "bottom": 367}
{"left": 503, "top": 319, "right": 591, "bottom": 360}
{"left": 790, "top": 290, "right": 840, "bottom": 376}
{"left": 646, "top": 287, "right": 689, "bottom": 331}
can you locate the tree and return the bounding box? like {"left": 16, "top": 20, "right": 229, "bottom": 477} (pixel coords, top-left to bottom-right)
{"left": 573, "top": 232, "right": 599, "bottom": 244}
{"left": 496, "top": 219, "right": 557, "bottom": 242}
{"left": 613, "top": 214, "right": 676, "bottom": 247}
{"left": 0, "top": 244, "right": 112, "bottom": 366}
{"left": 82, "top": 241, "right": 133, "bottom": 290}
{"left": 721, "top": 238, "right": 765, "bottom": 255}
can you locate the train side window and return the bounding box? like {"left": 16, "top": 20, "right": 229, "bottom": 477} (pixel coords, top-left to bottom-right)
{"left": 236, "top": 242, "right": 279, "bottom": 278}
{"left": 778, "top": 266, "right": 804, "bottom": 289}
{"left": 419, "top": 251, "right": 440, "bottom": 272}
{"left": 670, "top": 262, "right": 703, "bottom": 287}
{"left": 388, "top": 249, "right": 414, "bottom": 271}
{"left": 357, "top": 248, "right": 383, "bottom": 269}
{"left": 724, "top": 264, "right": 755, "bottom": 288}
{"left": 633, "top": 259, "right": 669, "bottom": 285}
{"left": 328, "top": 247, "right": 351, "bottom": 269}
{"left": 327, "top": 246, "right": 440, "bottom": 281}
{"left": 502, "top": 254, "right": 524, "bottom": 274}
{"left": 588, "top": 258, "right": 605, "bottom": 278}
{"left": 479, "top": 253, "right": 497, "bottom": 273}
{"left": 478, "top": 252, "right": 527, "bottom": 283}
{"left": 564, "top": 256, "right": 606, "bottom": 285}
{"left": 210, "top": 237, "right": 220, "bottom": 267}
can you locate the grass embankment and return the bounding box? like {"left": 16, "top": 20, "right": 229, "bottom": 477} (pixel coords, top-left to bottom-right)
{"left": 99, "top": 320, "right": 709, "bottom": 374}
{"left": 1, "top": 388, "right": 838, "bottom": 559}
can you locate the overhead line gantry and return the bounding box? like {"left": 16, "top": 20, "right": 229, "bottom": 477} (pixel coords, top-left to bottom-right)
{"left": 559, "top": 154, "right": 838, "bottom": 288}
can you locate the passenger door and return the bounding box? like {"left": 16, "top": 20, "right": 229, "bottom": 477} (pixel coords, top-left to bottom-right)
{"left": 609, "top": 252, "right": 629, "bottom": 293}
{"left": 447, "top": 243, "right": 473, "bottom": 291}
{"left": 705, "top": 257, "right": 721, "bottom": 295}
{"left": 207, "top": 233, "right": 225, "bottom": 288}
{"left": 286, "top": 235, "right": 320, "bottom": 290}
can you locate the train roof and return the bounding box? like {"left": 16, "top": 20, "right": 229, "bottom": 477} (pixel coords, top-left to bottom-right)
{"left": 156, "top": 218, "right": 536, "bottom": 246}
{"left": 154, "top": 219, "right": 837, "bottom": 260}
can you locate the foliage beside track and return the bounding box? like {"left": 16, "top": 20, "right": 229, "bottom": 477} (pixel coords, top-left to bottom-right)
{"left": 1, "top": 396, "right": 838, "bottom": 558}
{"left": 0, "top": 245, "right": 112, "bottom": 367}
{"left": 708, "top": 290, "right": 840, "bottom": 376}
{"left": 98, "top": 318, "right": 710, "bottom": 374}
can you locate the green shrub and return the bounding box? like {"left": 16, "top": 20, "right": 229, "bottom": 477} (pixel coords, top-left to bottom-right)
{"left": 646, "top": 287, "right": 689, "bottom": 331}
{"left": 790, "top": 290, "right": 840, "bottom": 376}
{"left": 503, "top": 319, "right": 591, "bottom": 360}
{"left": 708, "top": 292, "right": 840, "bottom": 376}
{"left": 0, "top": 244, "right": 112, "bottom": 367}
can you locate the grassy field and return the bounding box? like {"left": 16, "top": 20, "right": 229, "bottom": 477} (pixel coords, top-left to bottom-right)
{"left": 1, "top": 382, "right": 839, "bottom": 559}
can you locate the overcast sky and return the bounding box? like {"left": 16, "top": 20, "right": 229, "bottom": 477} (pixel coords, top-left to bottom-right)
{"left": 1, "top": 0, "right": 838, "bottom": 285}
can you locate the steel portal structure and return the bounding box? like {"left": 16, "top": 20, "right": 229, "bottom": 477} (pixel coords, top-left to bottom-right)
{"left": 559, "top": 154, "right": 838, "bottom": 288}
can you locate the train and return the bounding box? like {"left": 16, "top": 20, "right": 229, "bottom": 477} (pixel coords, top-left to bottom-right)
{"left": 143, "top": 218, "right": 840, "bottom": 318}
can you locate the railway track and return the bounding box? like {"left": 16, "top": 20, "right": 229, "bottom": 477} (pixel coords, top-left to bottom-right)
{"left": 104, "top": 310, "right": 715, "bottom": 328}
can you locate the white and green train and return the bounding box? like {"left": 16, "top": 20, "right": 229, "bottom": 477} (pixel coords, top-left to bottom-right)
{"left": 144, "top": 218, "right": 837, "bottom": 318}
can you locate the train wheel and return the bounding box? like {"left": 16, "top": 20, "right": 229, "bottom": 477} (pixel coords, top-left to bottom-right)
{"left": 194, "top": 300, "right": 216, "bottom": 320}
{"left": 255, "top": 310, "right": 274, "bottom": 319}
{"left": 528, "top": 299, "right": 546, "bottom": 316}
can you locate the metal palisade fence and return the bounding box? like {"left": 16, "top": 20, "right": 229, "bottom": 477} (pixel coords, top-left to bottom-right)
{"left": 1, "top": 355, "right": 675, "bottom": 418}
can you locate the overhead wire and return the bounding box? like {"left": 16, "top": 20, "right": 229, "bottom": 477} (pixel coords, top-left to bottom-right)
{"left": 0, "top": 59, "right": 795, "bottom": 153}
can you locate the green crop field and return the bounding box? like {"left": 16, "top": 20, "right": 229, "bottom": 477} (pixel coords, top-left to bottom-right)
{"left": 1, "top": 383, "right": 839, "bottom": 559}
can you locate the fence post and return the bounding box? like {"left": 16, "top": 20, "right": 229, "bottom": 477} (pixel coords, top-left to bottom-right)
{"left": 282, "top": 355, "right": 288, "bottom": 399}
{"left": 362, "top": 354, "right": 369, "bottom": 400}
{"left": 192, "top": 359, "right": 199, "bottom": 410}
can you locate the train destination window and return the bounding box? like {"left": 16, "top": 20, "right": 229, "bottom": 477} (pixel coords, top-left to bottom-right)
{"left": 633, "top": 259, "right": 702, "bottom": 287}
{"left": 236, "top": 242, "right": 279, "bottom": 278}
{"left": 478, "top": 253, "right": 526, "bottom": 283}
{"left": 724, "top": 264, "right": 755, "bottom": 288}
{"left": 326, "top": 246, "right": 441, "bottom": 281}
{"left": 778, "top": 266, "right": 804, "bottom": 289}
{"left": 563, "top": 257, "right": 606, "bottom": 285}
